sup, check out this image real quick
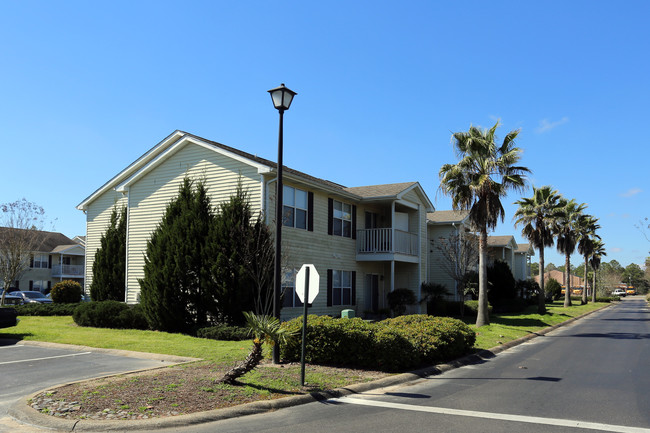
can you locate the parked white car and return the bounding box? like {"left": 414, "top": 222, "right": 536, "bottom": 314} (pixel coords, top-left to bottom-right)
{"left": 612, "top": 288, "right": 626, "bottom": 297}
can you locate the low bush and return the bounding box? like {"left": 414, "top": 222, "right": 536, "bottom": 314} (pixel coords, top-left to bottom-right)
{"left": 387, "top": 288, "right": 417, "bottom": 316}
{"left": 280, "top": 314, "right": 475, "bottom": 371}
{"left": 14, "top": 303, "right": 78, "bottom": 316}
{"left": 72, "top": 301, "right": 148, "bottom": 330}
{"left": 197, "top": 324, "right": 250, "bottom": 341}
{"left": 50, "top": 280, "right": 83, "bottom": 303}
{"left": 463, "top": 300, "right": 493, "bottom": 317}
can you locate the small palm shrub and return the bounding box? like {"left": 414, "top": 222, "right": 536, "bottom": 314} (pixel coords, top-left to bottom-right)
{"left": 73, "top": 301, "right": 148, "bottom": 329}
{"left": 50, "top": 280, "right": 83, "bottom": 304}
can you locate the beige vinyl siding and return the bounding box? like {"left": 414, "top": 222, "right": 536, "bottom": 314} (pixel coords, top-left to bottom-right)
{"left": 275, "top": 184, "right": 360, "bottom": 320}
{"left": 427, "top": 224, "right": 460, "bottom": 299}
{"left": 84, "top": 191, "right": 126, "bottom": 295}
{"left": 125, "top": 143, "right": 263, "bottom": 303}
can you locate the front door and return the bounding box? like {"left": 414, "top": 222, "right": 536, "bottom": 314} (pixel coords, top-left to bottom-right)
{"left": 365, "top": 274, "right": 379, "bottom": 312}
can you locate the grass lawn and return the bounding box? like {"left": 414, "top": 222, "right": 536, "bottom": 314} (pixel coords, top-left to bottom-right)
{"left": 1, "top": 300, "right": 611, "bottom": 361}
{"left": 470, "top": 301, "right": 609, "bottom": 350}
{"left": 1, "top": 316, "right": 248, "bottom": 363}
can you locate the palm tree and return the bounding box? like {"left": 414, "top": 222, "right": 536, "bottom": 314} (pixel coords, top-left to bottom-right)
{"left": 217, "top": 312, "right": 296, "bottom": 384}
{"left": 577, "top": 215, "right": 601, "bottom": 304}
{"left": 589, "top": 240, "right": 606, "bottom": 302}
{"left": 514, "top": 186, "right": 563, "bottom": 314}
{"left": 554, "top": 198, "right": 586, "bottom": 307}
{"left": 439, "top": 121, "right": 530, "bottom": 327}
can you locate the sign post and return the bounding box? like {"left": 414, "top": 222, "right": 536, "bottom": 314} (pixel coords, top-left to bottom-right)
{"left": 295, "top": 264, "right": 319, "bottom": 386}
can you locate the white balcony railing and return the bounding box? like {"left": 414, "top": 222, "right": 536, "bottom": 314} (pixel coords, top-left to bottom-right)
{"left": 357, "top": 228, "right": 418, "bottom": 256}
{"left": 51, "top": 264, "right": 84, "bottom": 277}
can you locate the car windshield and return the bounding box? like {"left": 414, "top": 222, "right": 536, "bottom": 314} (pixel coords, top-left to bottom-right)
{"left": 24, "top": 292, "right": 46, "bottom": 299}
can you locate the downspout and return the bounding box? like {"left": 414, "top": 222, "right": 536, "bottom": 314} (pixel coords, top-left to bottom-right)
{"left": 124, "top": 189, "right": 130, "bottom": 304}
{"left": 453, "top": 222, "right": 459, "bottom": 301}
{"left": 264, "top": 175, "right": 274, "bottom": 225}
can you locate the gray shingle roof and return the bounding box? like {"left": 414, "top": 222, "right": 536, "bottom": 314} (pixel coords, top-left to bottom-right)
{"left": 427, "top": 210, "right": 470, "bottom": 224}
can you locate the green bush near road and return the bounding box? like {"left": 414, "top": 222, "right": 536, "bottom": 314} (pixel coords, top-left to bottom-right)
{"left": 50, "top": 280, "right": 83, "bottom": 304}
{"left": 73, "top": 301, "right": 148, "bottom": 330}
{"left": 14, "top": 303, "right": 78, "bottom": 316}
{"left": 281, "top": 314, "right": 475, "bottom": 371}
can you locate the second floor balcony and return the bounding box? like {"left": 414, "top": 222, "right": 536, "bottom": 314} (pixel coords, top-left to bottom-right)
{"left": 51, "top": 264, "right": 84, "bottom": 278}
{"left": 356, "top": 228, "right": 419, "bottom": 263}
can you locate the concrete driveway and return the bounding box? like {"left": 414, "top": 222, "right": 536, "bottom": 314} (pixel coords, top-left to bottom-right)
{"left": 0, "top": 339, "right": 194, "bottom": 432}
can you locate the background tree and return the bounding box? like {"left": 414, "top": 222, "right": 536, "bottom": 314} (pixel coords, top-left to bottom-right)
{"left": 514, "top": 185, "right": 563, "bottom": 314}
{"left": 90, "top": 206, "right": 127, "bottom": 301}
{"left": 600, "top": 260, "right": 622, "bottom": 294}
{"left": 434, "top": 230, "right": 479, "bottom": 315}
{"left": 589, "top": 240, "right": 606, "bottom": 301}
{"left": 530, "top": 262, "right": 540, "bottom": 277}
{"left": 545, "top": 263, "right": 558, "bottom": 272}
{"left": 0, "top": 199, "right": 47, "bottom": 306}
{"left": 439, "top": 121, "right": 530, "bottom": 327}
{"left": 554, "top": 198, "right": 586, "bottom": 307}
{"left": 622, "top": 263, "right": 648, "bottom": 293}
{"left": 577, "top": 214, "right": 600, "bottom": 304}
{"left": 139, "top": 178, "right": 217, "bottom": 334}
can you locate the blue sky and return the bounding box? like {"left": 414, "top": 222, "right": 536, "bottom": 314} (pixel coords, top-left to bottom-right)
{"left": 1, "top": 1, "right": 649, "bottom": 269}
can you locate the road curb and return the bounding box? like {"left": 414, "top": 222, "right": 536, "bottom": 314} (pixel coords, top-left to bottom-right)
{"left": 9, "top": 303, "right": 613, "bottom": 432}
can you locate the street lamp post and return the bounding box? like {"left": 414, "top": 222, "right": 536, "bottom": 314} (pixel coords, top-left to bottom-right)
{"left": 268, "top": 83, "right": 296, "bottom": 364}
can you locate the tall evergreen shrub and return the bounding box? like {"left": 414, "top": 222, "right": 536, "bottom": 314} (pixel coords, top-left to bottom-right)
{"left": 138, "top": 178, "right": 217, "bottom": 334}
{"left": 208, "top": 182, "right": 273, "bottom": 325}
{"left": 90, "top": 206, "right": 126, "bottom": 301}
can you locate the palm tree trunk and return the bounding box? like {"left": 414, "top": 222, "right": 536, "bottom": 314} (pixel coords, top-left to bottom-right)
{"left": 476, "top": 227, "right": 490, "bottom": 327}
{"left": 217, "top": 342, "right": 264, "bottom": 385}
{"left": 564, "top": 254, "right": 572, "bottom": 307}
{"left": 538, "top": 247, "right": 546, "bottom": 314}
{"left": 582, "top": 257, "right": 588, "bottom": 304}
{"left": 592, "top": 270, "right": 597, "bottom": 302}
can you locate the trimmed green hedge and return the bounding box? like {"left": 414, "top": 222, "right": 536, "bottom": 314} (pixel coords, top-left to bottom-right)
{"left": 15, "top": 303, "right": 78, "bottom": 316}
{"left": 72, "top": 301, "right": 148, "bottom": 330}
{"left": 281, "top": 314, "right": 475, "bottom": 372}
{"left": 50, "top": 280, "right": 83, "bottom": 303}
{"left": 197, "top": 324, "right": 250, "bottom": 341}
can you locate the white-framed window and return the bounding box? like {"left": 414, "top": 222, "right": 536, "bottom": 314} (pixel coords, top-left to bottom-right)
{"left": 283, "top": 186, "right": 308, "bottom": 230}
{"left": 32, "top": 280, "right": 47, "bottom": 292}
{"left": 281, "top": 268, "right": 303, "bottom": 308}
{"left": 32, "top": 254, "right": 48, "bottom": 268}
{"left": 62, "top": 256, "right": 71, "bottom": 265}
{"left": 332, "top": 270, "right": 352, "bottom": 306}
{"left": 332, "top": 200, "right": 352, "bottom": 237}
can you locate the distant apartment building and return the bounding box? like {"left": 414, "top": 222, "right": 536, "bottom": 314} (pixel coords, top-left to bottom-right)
{"left": 0, "top": 228, "right": 84, "bottom": 293}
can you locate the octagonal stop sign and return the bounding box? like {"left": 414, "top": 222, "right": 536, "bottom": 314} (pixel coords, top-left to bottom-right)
{"left": 295, "top": 264, "right": 319, "bottom": 304}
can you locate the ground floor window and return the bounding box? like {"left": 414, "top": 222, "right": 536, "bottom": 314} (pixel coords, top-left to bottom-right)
{"left": 281, "top": 268, "right": 303, "bottom": 308}
{"left": 328, "top": 269, "right": 356, "bottom": 306}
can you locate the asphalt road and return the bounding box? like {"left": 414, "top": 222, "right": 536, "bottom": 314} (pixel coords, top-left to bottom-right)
{"left": 0, "top": 340, "right": 177, "bottom": 432}
{"left": 155, "top": 297, "right": 650, "bottom": 433}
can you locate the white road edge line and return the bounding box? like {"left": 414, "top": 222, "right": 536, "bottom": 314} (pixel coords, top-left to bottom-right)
{"left": 334, "top": 396, "right": 650, "bottom": 433}
{"left": 0, "top": 352, "right": 92, "bottom": 365}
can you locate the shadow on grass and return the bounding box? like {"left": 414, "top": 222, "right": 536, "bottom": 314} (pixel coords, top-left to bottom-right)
{"left": 0, "top": 333, "right": 32, "bottom": 345}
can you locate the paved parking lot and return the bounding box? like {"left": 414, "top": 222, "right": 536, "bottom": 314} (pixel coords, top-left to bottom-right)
{"left": 0, "top": 339, "right": 186, "bottom": 431}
